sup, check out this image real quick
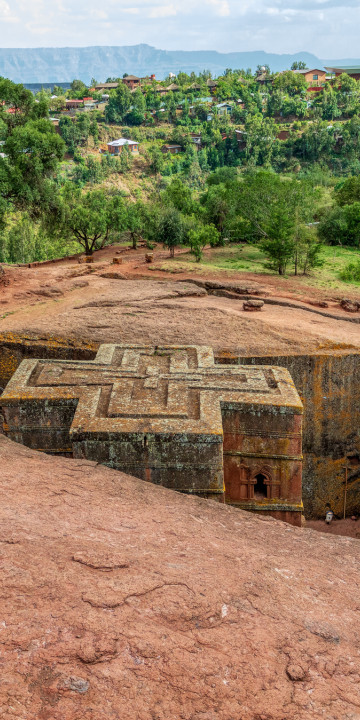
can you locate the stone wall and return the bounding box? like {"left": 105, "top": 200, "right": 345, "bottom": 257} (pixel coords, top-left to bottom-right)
{"left": 1, "top": 333, "right": 359, "bottom": 519}
{"left": 0, "top": 344, "right": 303, "bottom": 525}
{"left": 0, "top": 333, "right": 97, "bottom": 390}
{"left": 216, "top": 351, "right": 360, "bottom": 518}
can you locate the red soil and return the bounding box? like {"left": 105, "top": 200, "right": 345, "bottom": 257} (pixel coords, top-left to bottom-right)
{"left": 0, "top": 244, "right": 359, "bottom": 355}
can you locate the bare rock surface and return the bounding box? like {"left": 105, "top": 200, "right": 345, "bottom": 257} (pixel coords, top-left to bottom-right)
{"left": 340, "top": 298, "right": 360, "bottom": 313}
{"left": 0, "top": 435, "right": 359, "bottom": 719}
{"left": 243, "top": 299, "right": 264, "bottom": 311}
{"left": 185, "top": 278, "right": 268, "bottom": 296}
{"left": 1, "top": 271, "right": 360, "bottom": 353}
{"left": 1, "top": 244, "right": 360, "bottom": 352}
{"left": 99, "top": 271, "right": 128, "bottom": 280}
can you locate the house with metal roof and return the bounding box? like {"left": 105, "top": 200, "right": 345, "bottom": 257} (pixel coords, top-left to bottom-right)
{"left": 122, "top": 75, "right": 141, "bottom": 90}
{"left": 95, "top": 82, "right": 119, "bottom": 91}
{"left": 161, "top": 144, "right": 183, "bottom": 154}
{"left": 293, "top": 68, "right": 327, "bottom": 86}
{"left": 215, "top": 102, "right": 233, "bottom": 116}
{"left": 324, "top": 65, "right": 360, "bottom": 81}
{"left": 106, "top": 138, "right": 139, "bottom": 155}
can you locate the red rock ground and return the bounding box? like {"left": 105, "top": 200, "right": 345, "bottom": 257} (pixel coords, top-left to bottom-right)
{"left": 1, "top": 435, "right": 360, "bottom": 720}
{"left": 307, "top": 517, "right": 360, "bottom": 539}
{"left": 0, "top": 244, "right": 359, "bottom": 355}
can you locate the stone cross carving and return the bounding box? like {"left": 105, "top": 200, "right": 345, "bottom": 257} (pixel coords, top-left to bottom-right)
{"left": 1, "top": 344, "right": 303, "bottom": 524}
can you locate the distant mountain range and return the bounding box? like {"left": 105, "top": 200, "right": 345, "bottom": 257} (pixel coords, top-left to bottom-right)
{"left": 0, "top": 44, "right": 359, "bottom": 85}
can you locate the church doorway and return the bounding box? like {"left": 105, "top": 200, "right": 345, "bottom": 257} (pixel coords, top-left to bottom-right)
{"left": 253, "top": 472, "right": 268, "bottom": 500}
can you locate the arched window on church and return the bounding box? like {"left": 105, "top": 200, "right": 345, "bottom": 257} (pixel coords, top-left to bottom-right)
{"left": 254, "top": 472, "right": 268, "bottom": 500}
{"left": 252, "top": 467, "right": 281, "bottom": 500}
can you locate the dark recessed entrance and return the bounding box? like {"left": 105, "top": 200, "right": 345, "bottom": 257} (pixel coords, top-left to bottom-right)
{"left": 254, "top": 473, "right": 268, "bottom": 500}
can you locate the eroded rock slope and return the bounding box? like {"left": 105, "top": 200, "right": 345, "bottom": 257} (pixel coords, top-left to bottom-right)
{"left": 0, "top": 436, "right": 359, "bottom": 719}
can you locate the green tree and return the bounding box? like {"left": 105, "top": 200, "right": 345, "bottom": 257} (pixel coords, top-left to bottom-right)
{"left": 148, "top": 145, "right": 164, "bottom": 175}
{"left": 273, "top": 70, "right": 307, "bottom": 96}
{"left": 203, "top": 182, "right": 234, "bottom": 235}
{"left": 261, "top": 205, "right": 296, "bottom": 275}
{"left": 319, "top": 85, "right": 340, "bottom": 120}
{"left": 6, "top": 215, "right": 35, "bottom": 263}
{"left": 235, "top": 172, "right": 317, "bottom": 274}
{"left": 126, "top": 202, "right": 145, "bottom": 249}
{"left": 0, "top": 77, "right": 35, "bottom": 129}
{"left": 76, "top": 113, "right": 91, "bottom": 146}
{"left": 105, "top": 84, "right": 132, "bottom": 123}
{"left": 162, "top": 178, "right": 195, "bottom": 214}
{"left": 335, "top": 73, "right": 358, "bottom": 95}
{"left": 188, "top": 223, "right": 220, "bottom": 261}
{"left": 70, "top": 79, "right": 88, "bottom": 98}
{"left": 291, "top": 61, "right": 308, "bottom": 71}
{"left": 53, "top": 85, "right": 66, "bottom": 96}
{"left": 157, "top": 207, "right": 184, "bottom": 257}
{"left": 56, "top": 186, "right": 127, "bottom": 255}
{"left": 49, "top": 96, "right": 66, "bottom": 113}
{"left": 293, "top": 226, "right": 323, "bottom": 275}
{"left": 318, "top": 203, "right": 360, "bottom": 247}
{"left": 294, "top": 120, "right": 335, "bottom": 163}
{"left": 335, "top": 175, "right": 360, "bottom": 206}
{"left": 2, "top": 118, "right": 65, "bottom": 221}
{"left": 59, "top": 116, "right": 79, "bottom": 153}
{"left": 126, "top": 89, "right": 146, "bottom": 125}
{"left": 244, "top": 115, "right": 278, "bottom": 166}
{"left": 33, "top": 90, "right": 50, "bottom": 119}
{"left": 89, "top": 116, "right": 99, "bottom": 144}
{"left": 119, "top": 145, "right": 133, "bottom": 173}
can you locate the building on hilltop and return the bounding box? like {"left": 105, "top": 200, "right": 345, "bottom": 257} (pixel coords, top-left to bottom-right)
{"left": 293, "top": 68, "right": 327, "bottom": 86}
{"left": 215, "top": 102, "right": 233, "bottom": 116}
{"left": 255, "top": 71, "right": 268, "bottom": 85}
{"left": 161, "top": 144, "right": 183, "bottom": 154}
{"left": 154, "top": 84, "right": 168, "bottom": 95}
{"left": 122, "top": 75, "right": 141, "bottom": 90}
{"left": 324, "top": 65, "right": 360, "bottom": 81}
{"left": 206, "top": 79, "right": 218, "bottom": 94}
{"left": 65, "top": 99, "right": 84, "bottom": 109}
{"left": 190, "top": 132, "right": 202, "bottom": 148}
{"left": 106, "top": 138, "right": 139, "bottom": 155}
{"left": 94, "top": 82, "right": 119, "bottom": 91}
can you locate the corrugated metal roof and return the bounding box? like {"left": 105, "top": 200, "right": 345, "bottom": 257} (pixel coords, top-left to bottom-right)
{"left": 107, "top": 138, "right": 138, "bottom": 147}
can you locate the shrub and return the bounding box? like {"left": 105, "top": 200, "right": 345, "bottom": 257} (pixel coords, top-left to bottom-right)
{"left": 339, "top": 259, "right": 360, "bottom": 282}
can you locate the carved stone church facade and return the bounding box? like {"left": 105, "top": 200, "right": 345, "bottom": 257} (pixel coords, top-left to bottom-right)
{"left": 1, "top": 344, "right": 303, "bottom": 526}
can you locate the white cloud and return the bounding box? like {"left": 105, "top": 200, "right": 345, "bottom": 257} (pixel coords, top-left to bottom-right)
{"left": 90, "top": 8, "right": 108, "bottom": 18}
{"left": 1, "top": 0, "right": 360, "bottom": 57}
{"left": 149, "top": 3, "right": 176, "bottom": 17}
{"left": 0, "top": 0, "right": 18, "bottom": 21}
{"left": 208, "top": 0, "right": 230, "bottom": 16}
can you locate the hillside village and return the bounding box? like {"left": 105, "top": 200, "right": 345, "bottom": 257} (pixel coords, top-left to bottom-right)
{"left": 3, "top": 62, "right": 358, "bottom": 168}
{"left": 2, "top": 61, "right": 360, "bottom": 279}
{"left": 43, "top": 63, "right": 360, "bottom": 166}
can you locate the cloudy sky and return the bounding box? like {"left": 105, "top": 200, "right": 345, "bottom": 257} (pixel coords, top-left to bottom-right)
{"left": 0, "top": 0, "right": 359, "bottom": 57}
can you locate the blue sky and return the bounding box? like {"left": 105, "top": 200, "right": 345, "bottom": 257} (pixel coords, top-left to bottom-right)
{"left": 0, "top": 0, "right": 359, "bottom": 57}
